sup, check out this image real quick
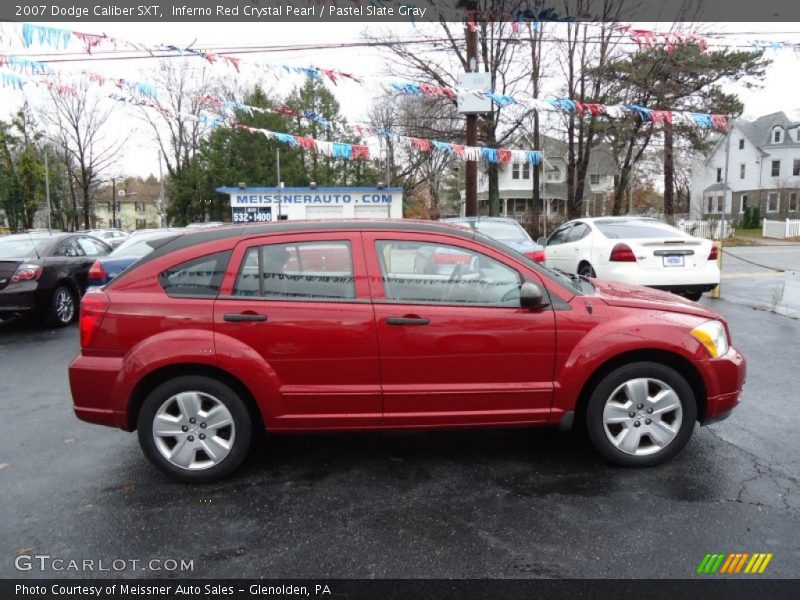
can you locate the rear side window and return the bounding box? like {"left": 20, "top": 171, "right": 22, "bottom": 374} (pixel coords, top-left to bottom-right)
{"left": 159, "top": 251, "right": 231, "bottom": 298}
{"left": 233, "top": 241, "right": 355, "bottom": 301}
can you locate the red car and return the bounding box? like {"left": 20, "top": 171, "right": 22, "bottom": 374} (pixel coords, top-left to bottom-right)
{"left": 69, "top": 221, "right": 745, "bottom": 482}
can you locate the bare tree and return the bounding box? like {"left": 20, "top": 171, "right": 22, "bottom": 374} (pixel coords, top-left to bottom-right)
{"left": 45, "top": 81, "right": 124, "bottom": 230}
{"left": 138, "top": 60, "right": 216, "bottom": 222}
{"left": 366, "top": 7, "right": 533, "bottom": 215}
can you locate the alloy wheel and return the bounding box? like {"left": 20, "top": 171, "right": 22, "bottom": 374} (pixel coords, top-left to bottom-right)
{"left": 54, "top": 288, "right": 75, "bottom": 324}
{"left": 602, "top": 377, "right": 683, "bottom": 456}
{"left": 152, "top": 391, "right": 236, "bottom": 470}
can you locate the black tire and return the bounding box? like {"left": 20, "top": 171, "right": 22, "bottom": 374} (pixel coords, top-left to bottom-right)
{"left": 43, "top": 284, "right": 77, "bottom": 327}
{"left": 137, "top": 376, "right": 252, "bottom": 483}
{"left": 682, "top": 291, "right": 703, "bottom": 302}
{"left": 585, "top": 362, "right": 697, "bottom": 467}
{"left": 578, "top": 262, "right": 596, "bottom": 278}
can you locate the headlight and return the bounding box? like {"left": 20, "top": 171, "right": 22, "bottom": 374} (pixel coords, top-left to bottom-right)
{"left": 691, "top": 320, "right": 729, "bottom": 358}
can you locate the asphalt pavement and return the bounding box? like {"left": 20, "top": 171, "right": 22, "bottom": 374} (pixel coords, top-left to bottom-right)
{"left": 0, "top": 299, "right": 799, "bottom": 579}
{"left": 719, "top": 245, "right": 800, "bottom": 316}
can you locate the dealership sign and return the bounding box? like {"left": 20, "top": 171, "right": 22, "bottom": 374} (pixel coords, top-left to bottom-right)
{"left": 217, "top": 186, "right": 404, "bottom": 220}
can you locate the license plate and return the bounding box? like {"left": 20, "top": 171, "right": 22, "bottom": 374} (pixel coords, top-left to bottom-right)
{"left": 663, "top": 255, "right": 684, "bottom": 267}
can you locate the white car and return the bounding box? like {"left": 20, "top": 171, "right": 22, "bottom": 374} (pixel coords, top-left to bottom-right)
{"left": 540, "top": 217, "right": 720, "bottom": 301}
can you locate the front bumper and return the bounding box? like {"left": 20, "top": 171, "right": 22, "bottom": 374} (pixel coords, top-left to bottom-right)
{"left": 699, "top": 346, "right": 746, "bottom": 424}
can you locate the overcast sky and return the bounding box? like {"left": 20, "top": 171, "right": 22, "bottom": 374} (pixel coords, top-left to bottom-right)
{"left": 1, "top": 21, "right": 799, "bottom": 178}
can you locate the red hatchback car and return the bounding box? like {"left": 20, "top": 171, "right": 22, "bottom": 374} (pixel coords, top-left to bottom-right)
{"left": 69, "top": 221, "right": 745, "bottom": 482}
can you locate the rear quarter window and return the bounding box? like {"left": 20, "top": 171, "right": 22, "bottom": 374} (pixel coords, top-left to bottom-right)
{"left": 158, "top": 251, "right": 231, "bottom": 298}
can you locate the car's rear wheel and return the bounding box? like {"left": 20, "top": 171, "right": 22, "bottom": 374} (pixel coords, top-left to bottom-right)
{"left": 586, "top": 362, "right": 696, "bottom": 467}
{"left": 43, "top": 285, "right": 77, "bottom": 327}
{"left": 137, "top": 376, "right": 252, "bottom": 483}
{"left": 682, "top": 291, "right": 703, "bottom": 302}
{"left": 578, "top": 262, "right": 596, "bottom": 278}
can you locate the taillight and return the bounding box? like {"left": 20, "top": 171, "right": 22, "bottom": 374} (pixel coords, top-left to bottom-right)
{"left": 88, "top": 260, "right": 107, "bottom": 282}
{"left": 609, "top": 243, "right": 637, "bottom": 262}
{"left": 524, "top": 250, "right": 546, "bottom": 263}
{"left": 79, "top": 291, "right": 109, "bottom": 349}
{"left": 708, "top": 245, "right": 719, "bottom": 261}
{"left": 11, "top": 264, "right": 42, "bottom": 282}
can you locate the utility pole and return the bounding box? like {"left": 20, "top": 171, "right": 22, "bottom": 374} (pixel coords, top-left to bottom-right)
{"left": 464, "top": 2, "right": 479, "bottom": 217}
{"left": 712, "top": 125, "right": 732, "bottom": 299}
{"left": 111, "top": 178, "right": 117, "bottom": 229}
{"left": 158, "top": 153, "right": 166, "bottom": 227}
{"left": 44, "top": 150, "right": 52, "bottom": 232}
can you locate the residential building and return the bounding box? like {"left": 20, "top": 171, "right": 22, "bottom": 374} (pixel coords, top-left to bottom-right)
{"left": 690, "top": 112, "right": 800, "bottom": 221}
{"left": 93, "top": 176, "right": 165, "bottom": 230}
{"left": 468, "top": 134, "right": 618, "bottom": 230}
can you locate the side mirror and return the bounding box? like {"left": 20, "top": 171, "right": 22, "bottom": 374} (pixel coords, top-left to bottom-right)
{"left": 537, "top": 237, "right": 547, "bottom": 246}
{"left": 519, "top": 281, "right": 546, "bottom": 309}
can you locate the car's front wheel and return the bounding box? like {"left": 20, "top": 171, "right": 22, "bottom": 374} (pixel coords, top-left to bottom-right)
{"left": 137, "top": 376, "right": 252, "bottom": 483}
{"left": 585, "top": 362, "right": 697, "bottom": 467}
{"left": 578, "top": 262, "right": 596, "bottom": 278}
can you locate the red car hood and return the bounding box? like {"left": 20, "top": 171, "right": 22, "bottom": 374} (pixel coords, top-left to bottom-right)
{"left": 591, "top": 279, "right": 720, "bottom": 320}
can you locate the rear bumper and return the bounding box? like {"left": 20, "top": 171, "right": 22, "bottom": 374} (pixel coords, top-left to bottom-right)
{"left": 699, "top": 346, "right": 746, "bottom": 424}
{"left": 69, "top": 354, "right": 126, "bottom": 429}
{"left": 600, "top": 263, "right": 720, "bottom": 292}
{"left": 0, "top": 283, "right": 38, "bottom": 315}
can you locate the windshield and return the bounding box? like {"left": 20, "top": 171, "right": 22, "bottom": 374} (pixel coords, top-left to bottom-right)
{"left": 111, "top": 234, "right": 173, "bottom": 258}
{"left": 0, "top": 237, "right": 48, "bottom": 259}
{"left": 472, "top": 221, "right": 530, "bottom": 242}
{"left": 595, "top": 219, "right": 684, "bottom": 239}
{"left": 473, "top": 232, "right": 582, "bottom": 295}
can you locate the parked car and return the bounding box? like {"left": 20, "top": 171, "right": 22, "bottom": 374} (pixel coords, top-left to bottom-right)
{"left": 538, "top": 217, "right": 721, "bottom": 301}
{"left": 444, "top": 217, "right": 545, "bottom": 263}
{"left": 0, "top": 232, "right": 112, "bottom": 326}
{"left": 85, "top": 229, "right": 129, "bottom": 249}
{"left": 88, "top": 229, "right": 184, "bottom": 287}
{"left": 69, "top": 220, "right": 745, "bottom": 482}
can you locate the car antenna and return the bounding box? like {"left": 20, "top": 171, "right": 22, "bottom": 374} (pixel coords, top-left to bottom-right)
{"left": 26, "top": 231, "right": 41, "bottom": 259}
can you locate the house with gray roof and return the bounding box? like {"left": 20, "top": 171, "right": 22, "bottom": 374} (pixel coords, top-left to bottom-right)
{"left": 689, "top": 112, "right": 800, "bottom": 221}
{"left": 466, "top": 134, "right": 618, "bottom": 228}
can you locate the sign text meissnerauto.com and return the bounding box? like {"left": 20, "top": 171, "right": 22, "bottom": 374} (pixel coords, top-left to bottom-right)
{"left": 232, "top": 193, "right": 394, "bottom": 206}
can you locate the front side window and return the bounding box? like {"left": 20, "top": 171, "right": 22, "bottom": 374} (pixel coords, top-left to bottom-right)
{"left": 59, "top": 238, "right": 84, "bottom": 257}
{"left": 567, "top": 223, "right": 590, "bottom": 242}
{"left": 233, "top": 241, "right": 355, "bottom": 301}
{"left": 547, "top": 224, "right": 573, "bottom": 246}
{"left": 376, "top": 240, "right": 521, "bottom": 307}
{"left": 159, "top": 251, "right": 230, "bottom": 298}
{"left": 78, "top": 237, "right": 109, "bottom": 257}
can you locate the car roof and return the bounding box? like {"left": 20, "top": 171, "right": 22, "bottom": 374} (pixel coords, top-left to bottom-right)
{"left": 136, "top": 220, "right": 480, "bottom": 267}
{"left": 444, "top": 217, "right": 522, "bottom": 224}
{"left": 5, "top": 232, "right": 72, "bottom": 240}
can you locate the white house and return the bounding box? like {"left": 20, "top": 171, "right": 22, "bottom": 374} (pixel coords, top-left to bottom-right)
{"left": 690, "top": 112, "right": 800, "bottom": 221}
{"left": 469, "top": 134, "right": 617, "bottom": 227}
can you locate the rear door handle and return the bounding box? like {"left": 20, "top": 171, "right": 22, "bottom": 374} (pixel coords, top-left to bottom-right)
{"left": 387, "top": 317, "right": 430, "bottom": 326}
{"left": 224, "top": 313, "right": 268, "bottom": 322}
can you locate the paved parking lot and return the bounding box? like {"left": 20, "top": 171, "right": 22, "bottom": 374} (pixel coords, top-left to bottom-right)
{"left": 1, "top": 296, "right": 799, "bottom": 579}
{"left": 720, "top": 245, "right": 800, "bottom": 316}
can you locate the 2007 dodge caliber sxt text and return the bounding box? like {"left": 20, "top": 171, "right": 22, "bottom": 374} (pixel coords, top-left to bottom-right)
{"left": 68, "top": 220, "right": 746, "bottom": 483}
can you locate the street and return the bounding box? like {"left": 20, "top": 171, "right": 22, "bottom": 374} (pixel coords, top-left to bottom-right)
{"left": 720, "top": 244, "right": 800, "bottom": 316}
{"left": 1, "top": 297, "right": 798, "bottom": 579}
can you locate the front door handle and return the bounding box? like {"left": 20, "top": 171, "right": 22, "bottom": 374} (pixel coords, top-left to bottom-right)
{"left": 224, "top": 313, "right": 268, "bottom": 322}
{"left": 387, "top": 317, "right": 430, "bottom": 326}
